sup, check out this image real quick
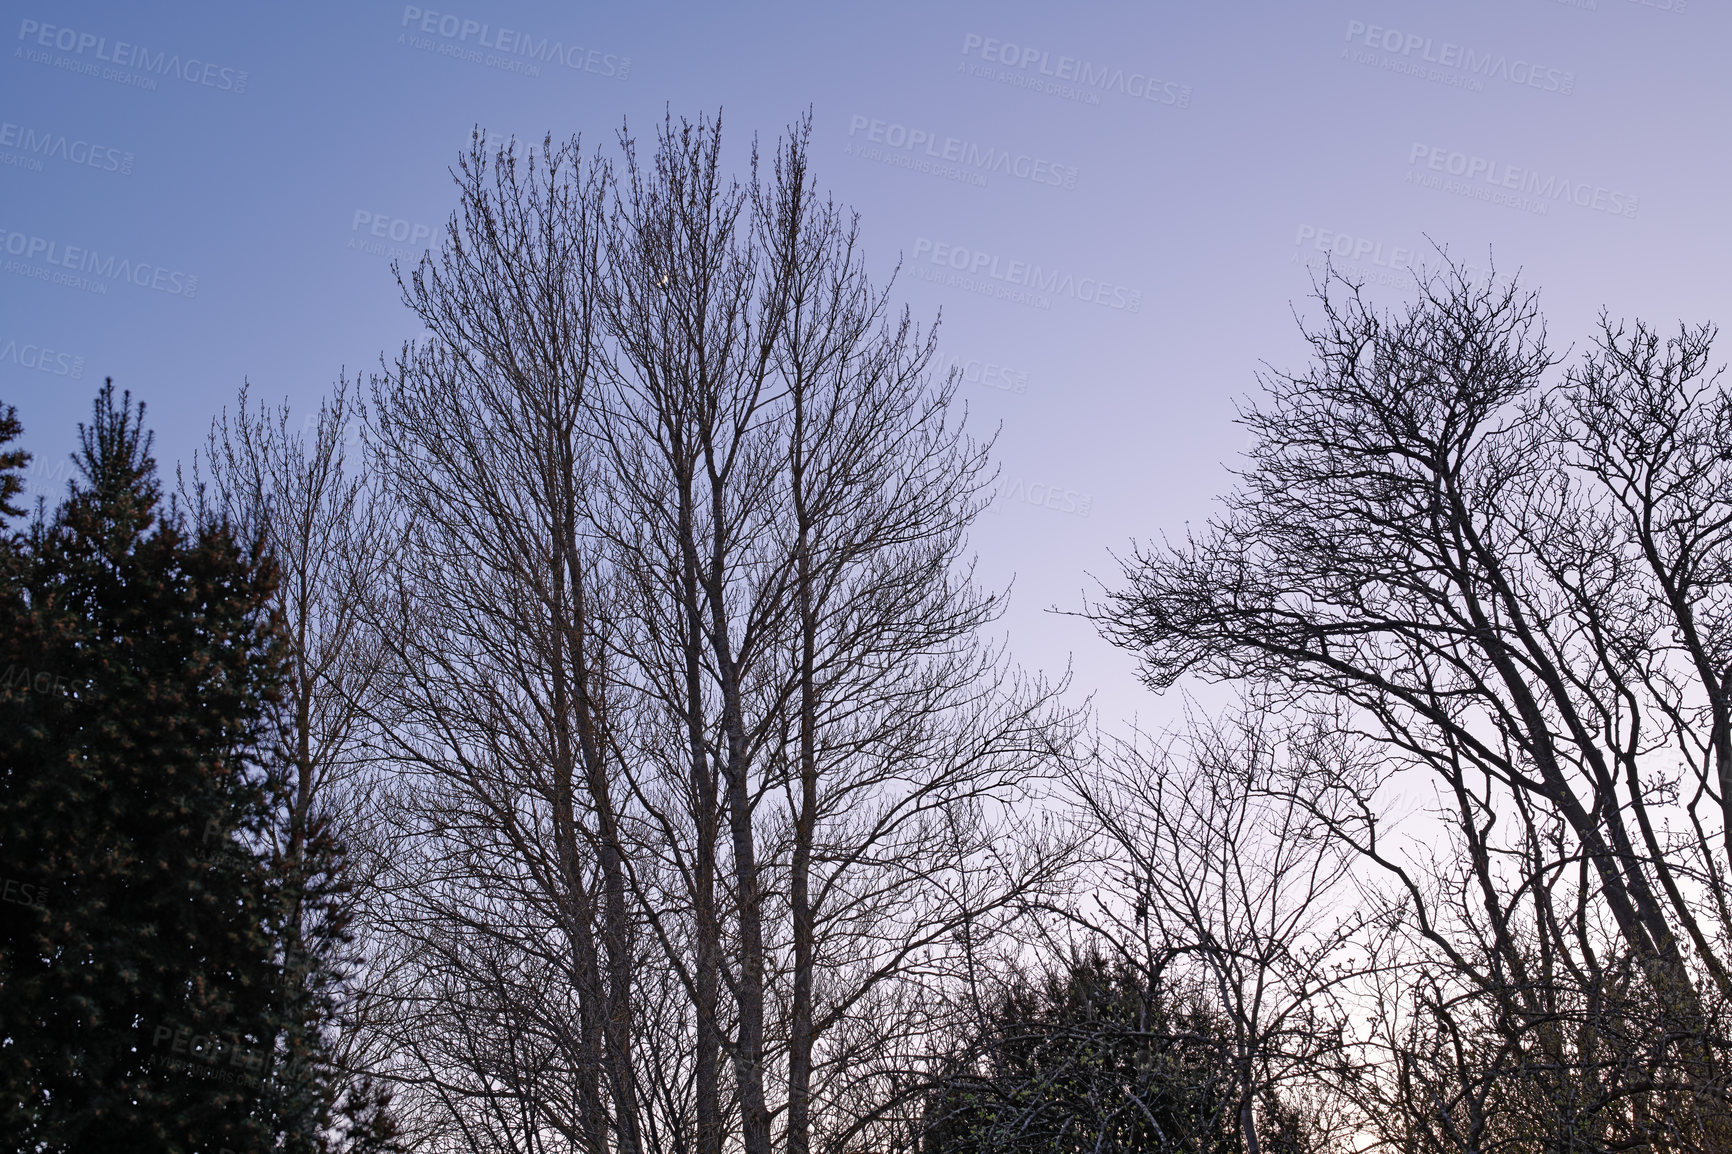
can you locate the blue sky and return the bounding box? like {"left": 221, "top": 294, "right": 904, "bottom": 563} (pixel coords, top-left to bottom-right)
{"left": 2, "top": 0, "right": 1722, "bottom": 724}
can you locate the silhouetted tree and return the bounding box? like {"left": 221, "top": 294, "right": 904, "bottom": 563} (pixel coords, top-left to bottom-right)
{"left": 193, "top": 376, "right": 405, "bottom": 1152}
{"left": 1095, "top": 259, "right": 1732, "bottom": 1148}
{"left": 0, "top": 382, "right": 291, "bottom": 1152}
{"left": 0, "top": 402, "right": 26, "bottom": 518}
{"left": 358, "top": 116, "right": 1073, "bottom": 1154}
{"left": 1067, "top": 707, "right": 1366, "bottom": 1154}
{"left": 923, "top": 953, "right": 1320, "bottom": 1154}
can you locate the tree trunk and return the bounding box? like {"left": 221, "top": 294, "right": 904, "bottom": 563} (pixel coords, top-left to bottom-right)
{"left": 679, "top": 464, "right": 724, "bottom": 1154}
{"left": 787, "top": 395, "right": 817, "bottom": 1154}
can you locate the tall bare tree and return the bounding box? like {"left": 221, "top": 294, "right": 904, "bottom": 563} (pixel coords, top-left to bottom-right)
{"left": 350, "top": 113, "right": 1073, "bottom": 1154}
{"left": 366, "top": 130, "right": 641, "bottom": 1154}
{"left": 596, "top": 113, "right": 1074, "bottom": 1154}
{"left": 189, "top": 377, "right": 405, "bottom": 1149}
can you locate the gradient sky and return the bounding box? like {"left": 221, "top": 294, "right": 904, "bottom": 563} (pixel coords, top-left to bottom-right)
{"left": 3, "top": 0, "right": 1723, "bottom": 728}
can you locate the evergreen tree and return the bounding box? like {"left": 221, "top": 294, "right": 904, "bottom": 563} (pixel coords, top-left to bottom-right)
{"left": 0, "top": 402, "right": 26, "bottom": 518}
{"left": 263, "top": 764, "right": 352, "bottom": 1154}
{"left": 0, "top": 382, "right": 294, "bottom": 1153}
{"left": 0, "top": 399, "right": 42, "bottom": 1128}
{"left": 923, "top": 954, "right": 1248, "bottom": 1154}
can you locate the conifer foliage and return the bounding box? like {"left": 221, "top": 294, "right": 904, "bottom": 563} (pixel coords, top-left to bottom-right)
{"left": 921, "top": 955, "right": 1319, "bottom": 1154}
{"left": 0, "top": 382, "right": 331, "bottom": 1152}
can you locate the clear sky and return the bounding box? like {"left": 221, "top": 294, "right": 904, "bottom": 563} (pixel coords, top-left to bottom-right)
{"left": 2, "top": 0, "right": 1722, "bottom": 727}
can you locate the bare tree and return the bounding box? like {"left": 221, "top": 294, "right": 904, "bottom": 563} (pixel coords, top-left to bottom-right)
{"left": 188, "top": 377, "right": 401, "bottom": 1129}
{"left": 344, "top": 110, "right": 1076, "bottom": 1154}
{"left": 590, "top": 111, "right": 766, "bottom": 1154}
{"left": 756, "top": 118, "right": 1077, "bottom": 1154}
{"left": 365, "top": 129, "right": 640, "bottom": 1154}
{"left": 1094, "top": 258, "right": 1732, "bottom": 1147}
{"left": 189, "top": 375, "right": 405, "bottom": 1148}
{"left": 595, "top": 112, "right": 1075, "bottom": 1154}
{"left": 1066, "top": 705, "right": 1365, "bottom": 1154}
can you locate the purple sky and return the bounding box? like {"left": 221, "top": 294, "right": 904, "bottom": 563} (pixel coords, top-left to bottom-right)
{"left": 3, "top": 0, "right": 1722, "bottom": 726}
